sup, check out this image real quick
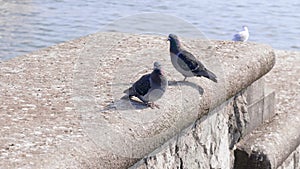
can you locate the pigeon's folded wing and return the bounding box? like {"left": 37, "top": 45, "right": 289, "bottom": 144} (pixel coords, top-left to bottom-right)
{"left": 178, "top": 50, "right": 205, "bottom": 71}
{"left": 132, "top": 74, "right": 151, "bottom": 96}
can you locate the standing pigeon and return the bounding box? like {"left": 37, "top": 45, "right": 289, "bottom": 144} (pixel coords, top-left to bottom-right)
{"left": 123, "top": 62, "right": 167, "bottom": 108}
{"left": 168, "top": 34, "right": 217, "bottom": 82}
{"left": 232, "top": 26, "right": 249, "bottom": 42}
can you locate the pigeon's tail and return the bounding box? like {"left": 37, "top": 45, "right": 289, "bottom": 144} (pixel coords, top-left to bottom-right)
{"left": 123, "top": 88, "right": 130, "bottom": 94}
{"left": 123, "top": 87, "right": 135, "bottom": 95}
{"left": 121, "top": 87, "right": 134, "bottom": 100}
{"left": 195, "top": 69, "right": 218, "bottom": 83}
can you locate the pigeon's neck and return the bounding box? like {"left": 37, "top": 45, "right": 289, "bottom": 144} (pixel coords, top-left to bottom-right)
{"left": 151, "top": 69, "right": 163, "bottom": 84}
{"left": 169, "top": 39, "right": 181, "bottom": 54}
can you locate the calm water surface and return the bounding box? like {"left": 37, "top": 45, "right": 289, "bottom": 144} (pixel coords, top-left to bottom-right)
{"left": 0, "top": 0, "right": 300, "bottom": 60}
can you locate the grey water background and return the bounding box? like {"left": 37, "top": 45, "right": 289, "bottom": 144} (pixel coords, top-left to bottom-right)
{"left": 0, "top": 0, "right": 299, "bottom": 60}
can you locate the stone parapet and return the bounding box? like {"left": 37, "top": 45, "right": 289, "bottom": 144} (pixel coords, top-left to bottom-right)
{"left": 0, "top": 32, "right": 275, "bottom": 168}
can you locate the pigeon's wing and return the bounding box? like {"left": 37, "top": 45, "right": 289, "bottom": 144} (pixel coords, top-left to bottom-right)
{"left": 194, "top": 68, "right": 218, "bottom": 82}
{"left": 132, "top": 74, "right": 151, "bottom": 96}
{"left": 178, "top": 50, "right": 217, "bottom": 82}
{"left": 177, "top": 50, "right": 205, "bottom": 71}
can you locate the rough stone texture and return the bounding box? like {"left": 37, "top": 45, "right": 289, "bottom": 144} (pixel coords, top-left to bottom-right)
{"left": 228, "top": 90, "right": 249, "bottom": 149}
{"left": 130, "top": 100, "right": 232, "bottom": 169}
{"left": 263, "top": 90, "right": 276, "bottom": 122}
{"left": 233, "top": 50, "right": 300, "bottom": 169}
{"left": 228, "top": 79, "right": 276, "bottom": 149}
{"left": 234, "top": 107, "right": 300, "bottom": 169}
{"left": 265, "top": 50, "right": 300, "bottom": 116}
{"left": 232, "top": 50, "right": 300, "bottom": 169}
{"left": 244, "top": 80, "right": 276, "bottom": 135}
{"left": 278, "top": 145, "right": 300, "bottom": 169}
{"left": 0, "top": 32, "right": 275, "bottom": 168}
{"left": 131, "top": 78, "right": 275, "bottom": 169}
{"left": 265, "top": 50, "right": 300, "bottom": 169}
{"left": 246, "top": 76, "right": 265, "bottom": 104}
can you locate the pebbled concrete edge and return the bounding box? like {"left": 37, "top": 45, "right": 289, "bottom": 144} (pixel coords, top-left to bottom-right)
{"left": 234, "top": 111, "right": 300, "bottom": 169}
{"left": 0, "top": 32, "right": 276, "bottom": 168}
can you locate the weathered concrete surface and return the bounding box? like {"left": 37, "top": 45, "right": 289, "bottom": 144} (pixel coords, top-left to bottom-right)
{"left": 245, "top": 83, "right": 276, "bottom": 135}
{"left": 266, "top": 50, "right": 300, "bottom": 169}
{"left": 129, "top": 90, "right": 245, "bottom": 169}
{"left": 234, "top": 50, "right": 300, "bottom": 169}
{"left": 130, "top": 50, "right": 299, "bottom": 169}
{"left": 232, "top": 50, "right": 300, "bottom": 169}
{"left": 265, "top": 50, "right": 300, "bottom": 116}
{"left": 0, "top": 32, "right": 275, "bottom": 168}
{"left": 130, "top": 78, "right": 275, "bottom": 169}
{"left": 130, "top": 99, "right": 233, "bottom": 169}
{"left": 278, "top": 144, "right": 300, "bottom": 169}
{"left": 234, "top": 110, "right": 300, "bottom": 169}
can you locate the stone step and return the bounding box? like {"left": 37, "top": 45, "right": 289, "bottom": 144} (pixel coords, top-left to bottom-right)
{"left": 229, "top": 78, "right": 276, "bottom": 149}
{"left": 234, "top": 111, "right": 300, "bottom": 169}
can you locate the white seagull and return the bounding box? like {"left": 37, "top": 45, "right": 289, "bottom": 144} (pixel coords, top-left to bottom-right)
{"left": 232, "top": 26, "right": 249, "bottom": 42}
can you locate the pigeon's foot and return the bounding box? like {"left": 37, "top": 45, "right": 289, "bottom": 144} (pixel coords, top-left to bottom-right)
{"left": 183, "top": 77, "right": 187, "bottom": 81}
{"left": 146, "top": 102, "right": 160, "bottom": 109}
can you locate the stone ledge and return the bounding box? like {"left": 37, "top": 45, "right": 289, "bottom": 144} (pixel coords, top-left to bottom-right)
{"left": 130, "top": 99, "right": 234, "bottom": 169}
{"left": 234, "top": 111, "right": 300, "bottom": 169}
{"left": 127, "top": 82, "right": 275, "bottom": 169}
{"left": 0, "top": 32, "right": 275, "bottom": 168}
{"left": 228, "top": 80, "right": 276, "bottom": 149}
{"left": 278, "top": 144, "right": 300, "bottom": 169}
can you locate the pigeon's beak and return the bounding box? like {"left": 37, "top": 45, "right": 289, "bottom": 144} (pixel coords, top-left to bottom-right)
{"left": 159, "top": 69, "right": 164, "bottom": 75}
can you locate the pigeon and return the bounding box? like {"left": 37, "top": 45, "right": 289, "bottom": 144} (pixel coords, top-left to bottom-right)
{"left": 232, "top": 26, "right": 249, "bottom": 42}
{"left": 123, "top": 62, "right": 168, "bottom": 108}
{"left": 167, "top": 34, "right": 217, "bottom": 82}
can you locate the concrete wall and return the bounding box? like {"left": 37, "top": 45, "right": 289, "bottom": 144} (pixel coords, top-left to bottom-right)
{"left": 2, "top": 32, "right": 299, "bottom": 169}
{"left": 278, "top": 145, "right": 300, "bottom": 169}
{"left": 130, "top": 78, "right": 276, "bottom": 169}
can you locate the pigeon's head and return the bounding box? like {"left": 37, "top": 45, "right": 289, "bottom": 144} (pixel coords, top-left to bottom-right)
{"left": 153, "top": 61, "right": 162, "bottom": 70}
{"left": 168, "top": 34, "right": 181, "bottom": 53}
{"left": 153, "top": 62, "right": 164, "bottom": 75}
{"left": 168, "top": 34, "right": 178, "bottom": 41}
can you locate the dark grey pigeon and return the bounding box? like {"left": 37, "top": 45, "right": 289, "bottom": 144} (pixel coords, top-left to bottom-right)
{"left": 168, "top": 34, "right": 217, "bottom": 82}
{"left": 123, "top": 62, "right": 168, "bottom": 108}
